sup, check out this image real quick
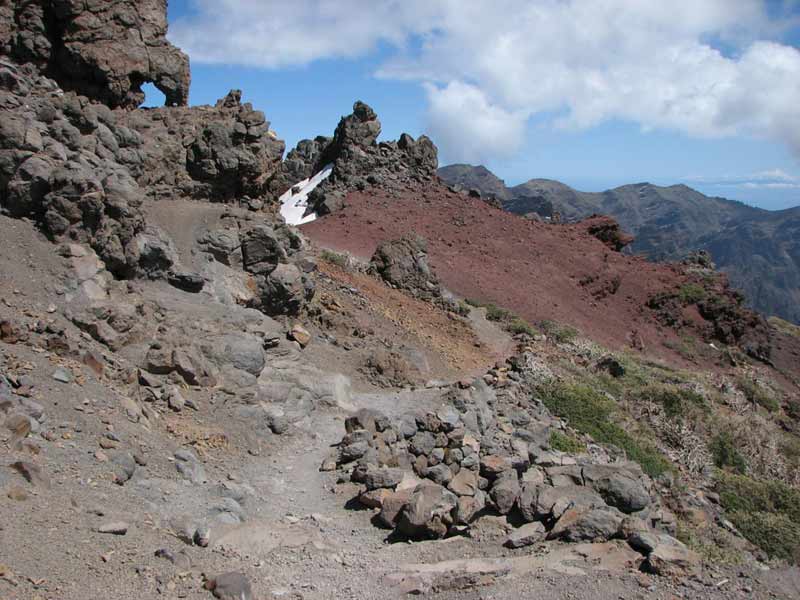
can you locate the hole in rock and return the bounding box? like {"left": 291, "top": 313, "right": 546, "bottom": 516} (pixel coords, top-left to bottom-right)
{"left": 141, "top": 82, "right": 166, "bottom": 108}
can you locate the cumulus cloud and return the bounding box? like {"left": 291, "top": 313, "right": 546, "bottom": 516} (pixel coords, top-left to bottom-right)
{"left": 424, "top": 82, "right": 527, "bottom": 163}
{"left": 171, "top": 0, "right": 800, "bottom": 162}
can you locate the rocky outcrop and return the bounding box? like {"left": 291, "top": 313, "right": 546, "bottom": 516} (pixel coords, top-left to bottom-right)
{"left": 117, "top": 90, "right": 285, "bottom": 203}
{"left": 583, "top": 215, "right": 634, "bottom": 252}
{"left": 0, "top": 0, "right": 190, "bottom": 109}
{"left": 647, "top": 270, "right": 773, "bottom": 362}
{"left": 0, "top": 62, "right": 147, "bottom": 276}
{"left": 275, "top": 101, "right": 439, "bottom": 215}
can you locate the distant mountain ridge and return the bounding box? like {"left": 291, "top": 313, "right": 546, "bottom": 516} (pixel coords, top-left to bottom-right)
{"left": 438, "top": 164, "right": 800, "bottom": 324}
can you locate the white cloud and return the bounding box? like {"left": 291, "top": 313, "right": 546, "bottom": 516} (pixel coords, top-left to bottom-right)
{"left": 687, "top": 168, "right": 800, "bottom": 189}
{"left": 171, "top": 1, "right": 800, "bottom": 163}
{"left": 424, "top": 82, "right": 527, "bottom": 163}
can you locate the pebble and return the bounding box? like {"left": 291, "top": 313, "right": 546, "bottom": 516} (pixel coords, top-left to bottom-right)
{"left": 97, "top": 522, "right": 129, "bottom": 535}
{"left": 52, "top": 367, "right": 73, "bottom": 383}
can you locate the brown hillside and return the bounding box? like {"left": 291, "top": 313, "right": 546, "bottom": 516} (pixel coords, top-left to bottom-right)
{"left": 302, "top": 181, "right": 799, "bottom": 377}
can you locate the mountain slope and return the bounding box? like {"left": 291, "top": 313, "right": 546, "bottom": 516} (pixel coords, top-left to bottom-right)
{"left": 438, "top": 166, "right": 800, "bottom": 324}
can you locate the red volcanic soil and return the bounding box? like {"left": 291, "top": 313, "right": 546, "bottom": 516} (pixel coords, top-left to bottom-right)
{"left": 302, "top": 181, "right": 702, "bottom": 363}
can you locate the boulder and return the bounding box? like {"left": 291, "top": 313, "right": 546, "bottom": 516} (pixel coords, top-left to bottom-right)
{"left": 582, "top": 465, "right": 650, "bottom": 514}
{"left": 454, "top": 490, "right": 487, "bottom": 525}
{"left": 529, "top": 484, "right": 607, "bottom": 521}
{"left": 645, "top": 539, "right": 701, "bottom": 577}
{"left": 370, "top": 235, "right": 441, "bottom": 300}
{"left": 490, "top": 474, "right": 520, "bottom": 515}
{"left": 363, "top": 467, "right": 406, "bottom": 491}
{"left": 448, "top": 469, "right": 479, "bottom": 497}
{"left": 376, "top": 489, "right": 414, "bottom": 528}
{"left": 504, "top": 521, "right": 546, "bottom": 548}
{"left": 397, "top": 482, "right": 458, "bottom": 540}
{"left": 547, "top": 506, "right": 624, "bottom": 542}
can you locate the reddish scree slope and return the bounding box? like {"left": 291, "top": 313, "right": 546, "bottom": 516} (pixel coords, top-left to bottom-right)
{"left": 302, "top": 181, "right": 703, "bottom": 362}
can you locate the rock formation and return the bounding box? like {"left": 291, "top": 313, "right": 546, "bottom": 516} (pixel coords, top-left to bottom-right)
{"left": 0, "top": 0, "right": 190, "bottom": 108}
{"left": 274, "top": 101, "right": 439, "bottom": 216}
{"left": 118, "top": 89, "right": 286, "bottom": 202}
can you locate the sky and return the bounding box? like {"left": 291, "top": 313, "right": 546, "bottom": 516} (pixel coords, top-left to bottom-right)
{"left": 158, "top": 0, "right": 800, "bottom": 210}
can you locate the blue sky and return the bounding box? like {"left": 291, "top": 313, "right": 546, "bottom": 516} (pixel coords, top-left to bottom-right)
{"left": 158, "top": 1, "right": 800, "bottom": 210}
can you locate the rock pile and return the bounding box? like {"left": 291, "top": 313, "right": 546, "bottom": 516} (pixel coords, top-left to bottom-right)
{"left": 327, "top": 356, "right": 699, "bottom": 574}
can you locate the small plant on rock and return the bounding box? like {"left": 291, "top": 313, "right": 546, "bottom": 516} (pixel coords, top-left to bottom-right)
{"left": 541, "top": 320, "right": 579, "bottom": 344}
{"left": 549, "top": 430, "right": 586, "bottom": 453}
{"left": 320, "top": 249, "right": 348, "bottom": 268}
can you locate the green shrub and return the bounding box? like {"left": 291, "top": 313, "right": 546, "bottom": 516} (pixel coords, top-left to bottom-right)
{"left": 727, "top": 511, "right": 800, "bottom": 562}
{"left": 507, "top": 317, "right": 537, "bottom": 336}
{"left": 710, "top": 432, "right": 747, "bottom": 474}
{"left": 456, "top": 300, "right": 472, "bottom": 316}
{"left": 736, "top": 376, "right": 780, "bottom": 412}
{"left": 484, "top": 303, "right": 511, "bottom": 322}
{"left": 320, "top": 249, "right": 348, "bottom": 268}
{"left": 664, "top": 335, "right": 699, "bottom": 362}
{"left": 541, "top": 320, "right": 579, "bottom": 344}
{"left": 768, "top": 316, "right": 800, "bottom": 339}
{"left": 717, "top": 472, "right": 800, "bottom": 523}
{"left": 462, "top": 299, "right": 536, "bottom": 336}
{"left": 718, "top": 474, "right": 800, "bottom": 560}
{"left": 549, "top": 430, "right": 585, "bottom": 454}
{"left": 641, "top": 384, "right": 707, "bottom": 419}
{"left": 678, "top": 283, "right": 706, "bottom": 304}
{"left": 538, "top": 383, "right": 671, "bottom": 477}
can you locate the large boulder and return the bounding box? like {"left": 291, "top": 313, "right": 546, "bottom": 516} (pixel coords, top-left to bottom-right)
{"left": 547, "top": 506, "right": 624, "bottom": 543}
{"left": 370, "top": 235, "right": 441, "bottom": 300}
{"left": 582, "top": 464, "right": 651, "bottom": 514}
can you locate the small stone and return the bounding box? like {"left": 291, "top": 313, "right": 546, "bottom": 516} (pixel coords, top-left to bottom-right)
{"left": 5, "top": 413, "right": 33, "bottom": 441}
{"left": 7, "top": 486, "right": 29, "bottom": 501}
{"left": 82, "top": 351, "right": 104, "bottom": 377}
{"left": 504, "top": 521, "right": 546, "bottom": 548}
{"left": 166, "top": 387, "right": 186, "bottom": 412}
{"left": 52, "top": 367, "right": 73, "bottom": 383}
{"left": 155, "top": 548, "right": 192, "bottom": 569}
{"left": 99, "top": 437, "right": 119, "bottom": 449}
{"left": 98, "top": 522, "right": 129, "bottom": 535}
{"left": 194, "top": 525, "right": 211, "bottom": 547}
{"left": 111, "top": 452, "right": 137, "bottom": 485}
{"left": 289, "top": 324, "right": 311, "bottom": 348}
{"left": 205, "top": 572, "right": 253, "bottom": 600}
